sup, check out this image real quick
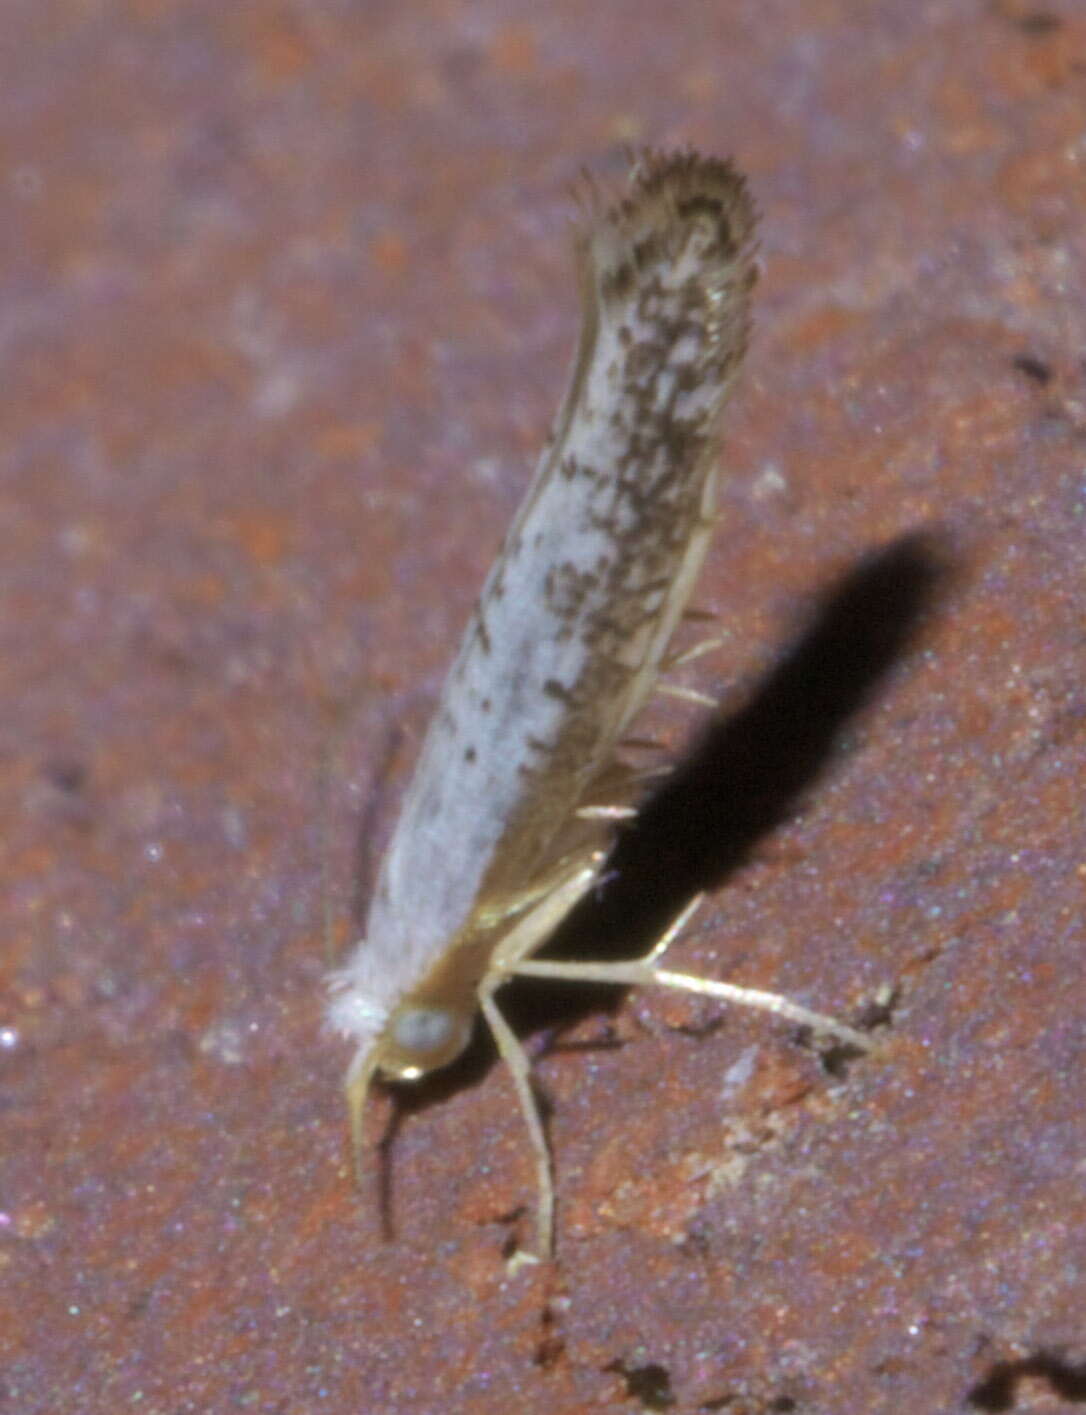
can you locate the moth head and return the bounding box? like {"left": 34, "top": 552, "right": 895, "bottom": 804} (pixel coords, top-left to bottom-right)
{"left": 377, "top": 1002, "right": 475, "bottom": 1079}
{"left": 341, "top": 999, "right": 475, "bottom": 1187}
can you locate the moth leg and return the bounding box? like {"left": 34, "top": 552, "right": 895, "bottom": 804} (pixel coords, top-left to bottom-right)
{"left": 477, "top": 855, "right": 604, "bottom": 931}
{"left": 655, "top": 681, "right": 718, "bottom": 708}
{"left": 511, "top": 893, "right": 874, "bottom": 1055}
{"left": 474, "top": 861, "right": 605, "bottom": 1261}
{"left": 644, "top": 892, "right": 705, "bottom": 964}
{"left": 478, "top": 983, "right": 552, "bottom": 1262}
{"left": 661, "top": 635, "right": 725, "bottom": 670}
{"left": 489, "top": 861, "right": 602, "bottom": 971}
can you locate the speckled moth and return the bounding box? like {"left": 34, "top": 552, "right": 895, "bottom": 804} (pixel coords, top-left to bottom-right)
{"left": 328, "top": 150, "right": 871, "bottom": 1260}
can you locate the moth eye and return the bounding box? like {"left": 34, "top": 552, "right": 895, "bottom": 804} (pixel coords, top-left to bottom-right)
{"left": 394, "top": 1006, "right": 455, "bottom": 1053}
{"left": 384, "top": 1005, "right": 473, "bottom": 1078}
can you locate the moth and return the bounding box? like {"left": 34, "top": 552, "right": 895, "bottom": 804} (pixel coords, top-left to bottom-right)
{"left": 328, "top": 150, "right": 871, "bottom": 1259}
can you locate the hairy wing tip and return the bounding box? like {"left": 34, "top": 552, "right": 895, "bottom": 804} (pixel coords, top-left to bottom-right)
{"left": 575, "top": 146, "right": 759, "bottom": 276}
{"left": 631, "top": 146, "right": 758, "bottom": 234}
{"left": 571, "top": 147, "right": 758, "bottom": 385}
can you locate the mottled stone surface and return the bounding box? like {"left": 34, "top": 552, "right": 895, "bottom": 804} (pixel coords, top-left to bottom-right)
{"left": 2, "top": 3, "right": 1084, "bottom": 1413}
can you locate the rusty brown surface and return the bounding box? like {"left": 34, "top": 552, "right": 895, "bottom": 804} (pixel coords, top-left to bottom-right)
{"left": 2, "top": 2, "right": 1085, "bottom": 1412}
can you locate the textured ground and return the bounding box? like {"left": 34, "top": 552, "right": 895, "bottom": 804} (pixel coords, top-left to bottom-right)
{"left": 2, "top": 3, "right": 1085, "bottom": 1412}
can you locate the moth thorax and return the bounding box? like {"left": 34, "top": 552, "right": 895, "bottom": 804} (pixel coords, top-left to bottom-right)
{"left": 378, "top": 1003, "right": 474, "bottom": 1079}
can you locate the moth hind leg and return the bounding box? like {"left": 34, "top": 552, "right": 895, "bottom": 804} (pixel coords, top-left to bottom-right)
{"left": 510, "top": 898, "right": 875, "bottom": 1054}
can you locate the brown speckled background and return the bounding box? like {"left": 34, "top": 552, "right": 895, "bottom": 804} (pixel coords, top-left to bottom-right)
{"left": 3, "top": 3, "right": 1085, "bottom": 1412}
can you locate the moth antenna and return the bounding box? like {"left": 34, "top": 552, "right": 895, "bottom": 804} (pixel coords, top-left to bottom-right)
{"left": 317, "top": 695, "right": 355, "bottom": 968}
{"left": 655, "top": 681, "right": 719, "bottom": 709}
{"left": 569, "top": 164, "right": 605, "bottom": 229}
{"left": 318, "top": 732, "right": 338, "bottom": 968}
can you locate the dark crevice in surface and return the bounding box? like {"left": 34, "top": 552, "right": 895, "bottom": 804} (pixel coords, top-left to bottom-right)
{"left": 1011, "top": 352, "right": 1053, "bottom": 385}
{"left": 967, "top": 1350, "right": 1086, "bottom": 1409}
{"left": 605, "top": 1358, "right": 676, "bottom": 1410}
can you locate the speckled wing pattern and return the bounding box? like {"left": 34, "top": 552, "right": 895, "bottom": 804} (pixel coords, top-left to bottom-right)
{"left": 333, "top": 151, "right": 758, "bottom": 1044}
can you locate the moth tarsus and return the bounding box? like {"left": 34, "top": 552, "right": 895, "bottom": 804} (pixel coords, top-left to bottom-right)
{"left": 328, "top": 148, "right": 872, "bottom": 1262}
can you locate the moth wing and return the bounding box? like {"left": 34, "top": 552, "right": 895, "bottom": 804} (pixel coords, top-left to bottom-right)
{"left": 353, "top": 152, "right": 757, "bottom": 1022}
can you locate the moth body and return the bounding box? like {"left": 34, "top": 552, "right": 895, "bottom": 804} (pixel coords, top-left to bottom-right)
{"left": 327, "top": 151, "right": 871, "bottom": 1257}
